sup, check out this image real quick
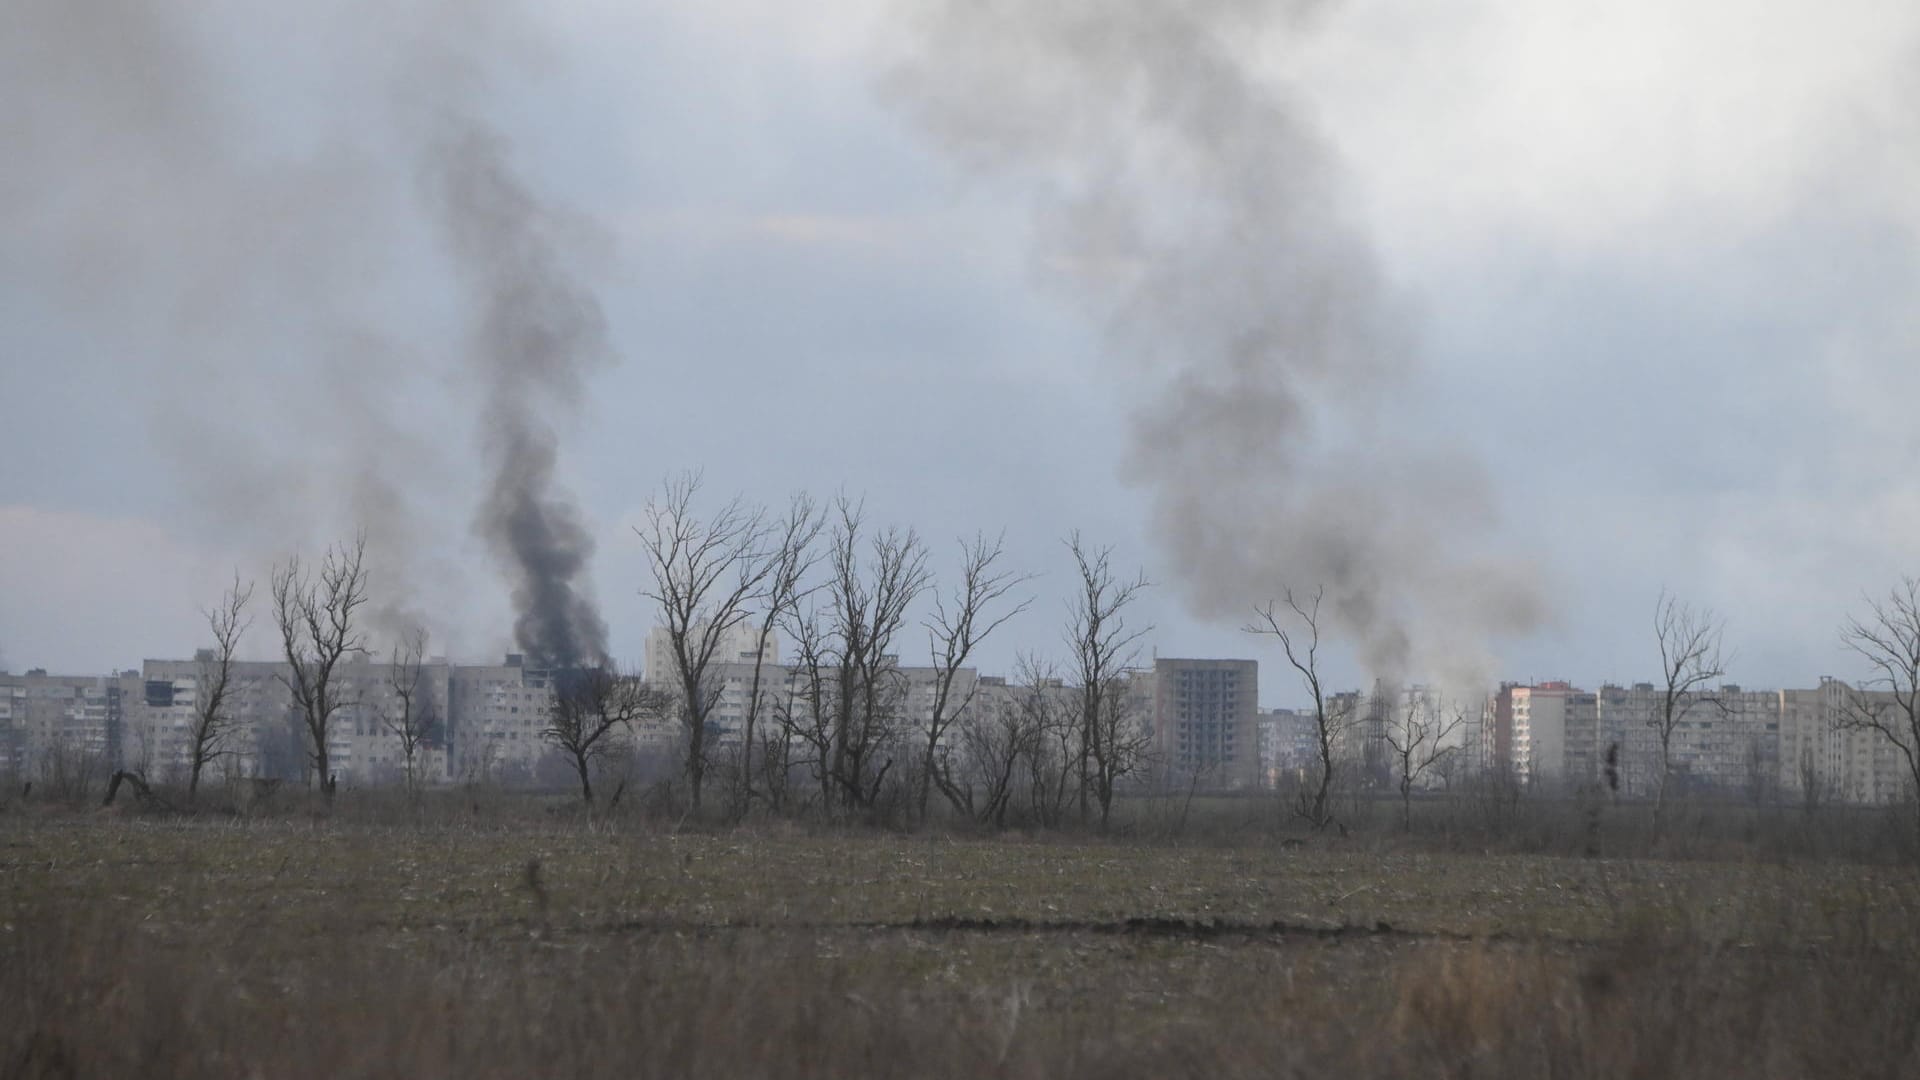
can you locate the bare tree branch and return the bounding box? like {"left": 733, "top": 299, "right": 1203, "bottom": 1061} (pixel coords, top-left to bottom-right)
{"left": 272, "top": 533, "right": 370, "bottom": 802}
{"left": 1379, "top": 691, "right": 1464, "bottom": 831}
{"left": 1651, "top": 589, "right": 1728, "bottom": 822}
{"left": 1837, "top": 577, "right": 1920, "bottom": 834}
{"left": 920, "top": 532, "right": 1033, "bottom": 823}
{"left": 187, "top": 571, "right": 253, "bottom": 807}
{"left": 1245, "top": 586, "right": 1352, "bottom": 830}
{"left": 542, "top": 663, "right": 663, "bottom": 804}
{"left": 733, "top": 491, "right": 825, "bottom": 820}
{"left": 825, "top": 497, "right": 930, "bottom": 814}
{"left": 379, "top": 628, "right": 440, "bottom": 801}
{"left": 1064, "top": 532, "right": 1151, "bottom": 829}
{"left": 635, "top": 472, "right": 778, "bottom": 814}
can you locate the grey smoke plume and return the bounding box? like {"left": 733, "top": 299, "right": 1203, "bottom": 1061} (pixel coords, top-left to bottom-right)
{"left": 888, "top": 1, "right": 1543, "bottom": 685}
{"left": 1, "top": 1, "right": 612, "bottom": 664}
{"left": 428, "top": 122, "right": 612, "bottom": 669}
{"left": 0, "top": 0, "right": 451, "bottom": 648}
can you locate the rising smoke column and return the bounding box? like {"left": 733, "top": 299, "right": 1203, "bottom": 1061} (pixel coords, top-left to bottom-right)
{"left": 427, "top": 121, "right": 611, "bottom": 669}
{"left": 2, "top": 1, "right": 615, "bottom": 666}
{"left": 889, "top": 1, "right": 1542, "bottom": 685}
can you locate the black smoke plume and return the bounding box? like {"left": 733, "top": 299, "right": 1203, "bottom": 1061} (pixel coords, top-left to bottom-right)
{"left": 428, "top": 122, "right": 611, "bottom": 669}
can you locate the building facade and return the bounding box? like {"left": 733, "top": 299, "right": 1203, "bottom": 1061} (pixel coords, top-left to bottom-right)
{"left": 1150, "top": 658, "right": 1259, "bottom": 789}
{"left": 0, "top": 670, "right": 139, "bottom": 784}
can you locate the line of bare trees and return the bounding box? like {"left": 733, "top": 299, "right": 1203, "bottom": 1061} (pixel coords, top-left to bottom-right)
{"left": 114, "top": 490, "right": 1920, "bottom": 843}
{"left": 633, "top": 476, "right": 1164, "bottom": 827}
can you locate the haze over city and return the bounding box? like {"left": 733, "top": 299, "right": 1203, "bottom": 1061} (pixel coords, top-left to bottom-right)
{"left": 5, "top": 1, "right": 1920, "bottom": 705}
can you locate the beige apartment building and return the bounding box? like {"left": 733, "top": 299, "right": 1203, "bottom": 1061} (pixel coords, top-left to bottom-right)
{"left": 1151, "top": 658, "right": 1258, "bottom": 789}
{"left": 1776, "top": 678, "right": 1911, "bottom": 805}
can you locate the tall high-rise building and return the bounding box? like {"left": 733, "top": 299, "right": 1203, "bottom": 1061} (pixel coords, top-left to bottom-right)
{"left": 1151, "top": 658, "right": 1258, "bottom": 789}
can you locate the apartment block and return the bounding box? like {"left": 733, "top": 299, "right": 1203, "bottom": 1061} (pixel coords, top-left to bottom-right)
{"left": 1777, "top": 678, "right": 1912, "bottom": 805}
{"left": 1593, "top": 683, "right": 1783, "bottom": 798}
{"left": 0, "top": 670, "right": 139, "bottom": 779}
{"left": 1500, "top": 681, "right": 1594, "bottom": 788}
{"left": 1151, "top": 658, "right": 1258, "bottom": 789}
{"left": 1259, "top": 707, "right": 1317, "bottom": 784}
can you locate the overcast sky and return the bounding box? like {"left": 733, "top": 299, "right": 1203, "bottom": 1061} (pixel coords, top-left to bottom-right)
{"left": 4, "top": 1, "right": 1919, "bottom": 706}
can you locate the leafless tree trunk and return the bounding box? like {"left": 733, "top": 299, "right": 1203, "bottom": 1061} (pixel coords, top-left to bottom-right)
{"left": 1246, "top": 587, "right": 1353, "bottom": 831}
{"left": 187, "top": 572, "right": 253, "bottom": 807}
{"left": 1029, "top": 687, "right": 1081, "bottom": 827}
{"left": 1064, "top": 533, "right": 1150, "bottom": 830}
{"left": 1837, "top": 577, "right": 1920, "bottom": 839}
{"left": 636, "top": 472, "right": 779, "bottom": 816}
{"left": 733, "top": 493, "right": 823, "bottom": 820}
{"left": 778, "top": 604, "right": 837, "bottom": 813}
{"left": 272, "top": 534, "right": 370, "bottom": 803}
{"left": 943, "top": 653, "right": 1055, "bottom": 828}
{"left": 918, "top": 533, "right": 1031, "bottom": 824}
{"left": 542, "top": 664, "right": 660, "bottom": 804}
{"left": 1651, "top": 589, "right": 1727, "bottom": 827}
{"left": 824, "top": 498, "right": 929, "bottom": 814}
{"left": 1381, "top": 693, "right": 1464, "bottom": 831}
{"left": 1092, "top": 669, "right": 1154, "bottom": 829}
{"left": 380, "top": 628, "right": 440, "bottom": 800}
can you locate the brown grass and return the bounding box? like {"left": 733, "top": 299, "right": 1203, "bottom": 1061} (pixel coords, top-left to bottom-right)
{"left": 3, "top": 810, "right": 1918, "bottom": 1078}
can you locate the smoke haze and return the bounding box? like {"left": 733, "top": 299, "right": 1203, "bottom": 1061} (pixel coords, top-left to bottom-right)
{"left": 0, "top": 1, "right": 612, "bottom": 663}
{"left": 887, "top": 0, "right": 1545, "bottom": 687}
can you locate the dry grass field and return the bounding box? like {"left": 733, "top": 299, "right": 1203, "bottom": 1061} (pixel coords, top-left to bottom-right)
{"left": 4, "top": 799, "right": 1919, "bottom": 1077}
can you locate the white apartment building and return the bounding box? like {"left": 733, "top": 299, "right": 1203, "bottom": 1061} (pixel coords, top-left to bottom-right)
{"left": 1507, "top": 682, "right": 1593, "bottom": 788}
{"left": 644, "top": 623, "right": 779, "bottom": 689}
{"left": 0, "top": 670, "right": 139, "bottom": 778}
{"left": 1776, "top": 678, "right": 1911, "bottom": 804}
{"left": 1598, "top": 683, "right": 1782, "bottom": 799}
{"left": 126, "top": 657, "right": 456, "bottom": 787}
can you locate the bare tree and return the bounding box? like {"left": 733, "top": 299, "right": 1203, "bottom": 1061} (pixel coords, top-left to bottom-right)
{"left": 1026, "top": 669, "right": 1082, "bottom": 828}
{"left": 777, "top": 604, "right": 838, "bottom": 812}
{"left": 1837, "top": 577, "right": 1920, "bottom": 837}
{"left": 918, "top": 532, "right": 1031, "bottom": 823}
{"left": 543, "top": 664, "right": 659, "bottom": 804}
{"left": 824, "top": 499, "right": 930, "bottom": 814}
{"left": 636, "top": 473, "right": 777, "bottom": 814}
{"left": 380, "top": 628, "right": 441, "bottom": 799}
{"left": 1090, "top": 667, "right": 1154, "bottom": 829}
{"left": 1064, "top": 533, "right": 1150, "bottom": 829}
{"left": 1380, "top": 692, "right": 1464, "bottom": 831}
{"left": 732, "top": 492, "right": 824, "bottom": 819}
{"left": 1651, "top": 589, "right": 1727, "bottom": 823}
{"left": 940, "top": 653, "right": 1057, "bottom": 828}
{"left": 272, "top": 535, "right": 370, "bottom": 801}
{"left": 1246, "top": 587, "right": 1354, "bottom": 831}
{"left": 186, "top": 572, "right": 253, "bottom": 806}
